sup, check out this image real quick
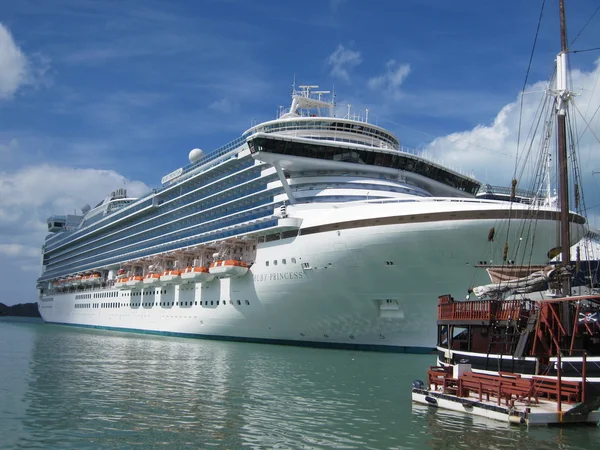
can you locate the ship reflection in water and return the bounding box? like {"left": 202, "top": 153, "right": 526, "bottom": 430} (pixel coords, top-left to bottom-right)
{"left": 1, "top": 321, "right": 598, "bottom": 449}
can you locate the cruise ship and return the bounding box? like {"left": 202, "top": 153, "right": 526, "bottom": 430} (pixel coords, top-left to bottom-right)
{"left": 37, "top": 86, "right": 586, "bottom": 352}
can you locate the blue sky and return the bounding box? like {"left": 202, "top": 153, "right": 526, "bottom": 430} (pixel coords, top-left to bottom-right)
{"left": 1, "top": 0, "right": 600, "bottom": 305}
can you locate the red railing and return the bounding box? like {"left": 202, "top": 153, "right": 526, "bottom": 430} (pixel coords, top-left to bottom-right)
{"left": 438, "top": 299, "right": 493, "bottom": 321}
{"left": 437, "top": 296, "right": 534, "bottom": 322}
{"left": 426, "top": 366, "right": 583, "bottom": 406}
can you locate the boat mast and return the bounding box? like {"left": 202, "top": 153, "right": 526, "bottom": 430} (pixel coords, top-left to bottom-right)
{"left": 556, "top": 0, "right": 571, "bottom": 293}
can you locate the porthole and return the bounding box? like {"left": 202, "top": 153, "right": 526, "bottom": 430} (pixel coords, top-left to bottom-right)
{"left": 282, "top": 258, "right": 287, "bottom": 264}
{"left": 266, "top": 261, "right": 270, "bottom": 266}
{"left": 291, "top": 258, "right": 296, "bottom": 263}
{"left": 324, "top": 334, "right": 329, "bottom": 338}
{"left": 245, "top": 300, "right": 250, "bottom": 305}
{"left": 237, "top": 300, "right": 241, "bottom": 305}
{"left": 273, "top": 260, "right": 278, "bottom": 266}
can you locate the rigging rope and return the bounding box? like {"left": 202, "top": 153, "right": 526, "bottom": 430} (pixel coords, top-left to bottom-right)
{"left": 516, "top": 0, "right": 546, "bottom": 169}
{"left": 571, "top": 46, "right": 600, "bottom": 54}
{"left": 569, "top": 2, "right": 600, "bottom": 46}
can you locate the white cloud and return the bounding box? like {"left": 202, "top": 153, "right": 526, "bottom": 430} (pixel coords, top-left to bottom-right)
{"left": 329, "top": 0, "right": 348, "bottom": 11}
{"left": 0, "top": 164, "right": 149, "bottom": 254}
{"left": 367, "top": 60, "right": 411, "bottom": 99}
{"left": 0, "top": 164, "right": 149, "bottom": 211}
{"left": 0, "top": 23, "right": 29, "bottom": 99}
{"left": 423, "top": 59, "right": 600, "bottom": 201}
{"left": 209, "top": 96, "right": 240, "bottom": 114}
{"left": 327, "top": 44, "right": 362, "bottom": 82}
{"left": 0, "top": 244, "right": 39, "bottom": 258}
{"left": 0, "top": 164, "right": 150, "bottom": 304}
{"left": 0, "top": 138, "right": 19, "bottom": 158}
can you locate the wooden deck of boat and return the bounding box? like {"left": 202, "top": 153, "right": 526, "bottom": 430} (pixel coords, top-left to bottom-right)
{"left": 411, "top": 366, "right": 600, "bottom": 426}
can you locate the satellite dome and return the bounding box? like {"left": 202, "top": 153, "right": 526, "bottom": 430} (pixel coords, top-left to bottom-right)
{"left": 81, "top": 204, "right": 91, "bottom": 215}
{"left": 189, "top": 148, "right": 204, "bottom": 163}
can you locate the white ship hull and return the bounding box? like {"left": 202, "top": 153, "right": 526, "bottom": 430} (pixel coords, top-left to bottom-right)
{"left": 38, "top": 200, "right": 578, "bottom": 352}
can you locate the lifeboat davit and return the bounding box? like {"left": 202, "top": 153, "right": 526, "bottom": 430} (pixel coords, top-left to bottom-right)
{"left": 208, "top": 260, "right": 248, "bottom": 278}
{"left": 115, "top": 277, "right": 129, "bottom": 289}
{"left": 160, "top": 270, "right": 182, "bottom": 285}
{"left": 126, "top": 276, "right": 143, "bottom": 288}
{"left": 181, "top": 266, "right": 214, "bottom": 283}
{"left": 81, "top": 275, "right": 91, "bottom": 285}
{"left": 71, "top": 276, "right": 82, "bottom": 288}
{"left": 143, "top": 273, "right": 162, "bottom": 287}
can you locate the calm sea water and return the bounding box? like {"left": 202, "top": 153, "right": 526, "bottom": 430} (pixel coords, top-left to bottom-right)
{"left": 1, "top": 318, "right": 599, "bottom": 449}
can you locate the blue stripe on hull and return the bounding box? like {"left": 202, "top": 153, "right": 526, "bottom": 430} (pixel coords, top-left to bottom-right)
{"left": 46, "top": 321, "right": 434, "bottom": 354}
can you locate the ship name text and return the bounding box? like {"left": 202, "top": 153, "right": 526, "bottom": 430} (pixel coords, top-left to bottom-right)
{"left": 253, "top": 271, "right": 304, "bottom": 282}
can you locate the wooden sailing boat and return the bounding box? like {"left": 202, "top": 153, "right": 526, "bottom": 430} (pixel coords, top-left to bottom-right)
{"left": 413, "top": 0, "right": 600, "bottom": 425}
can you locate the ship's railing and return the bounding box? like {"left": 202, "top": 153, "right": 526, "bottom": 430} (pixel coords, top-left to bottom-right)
{"left": 437, "top": 295, "right": 535, "bottom": 322}
{"left": 174, "top": 137, "right": 246, "bottom": 182}
{"left": 477, "top": 184, "right": 537, "bottom": 199}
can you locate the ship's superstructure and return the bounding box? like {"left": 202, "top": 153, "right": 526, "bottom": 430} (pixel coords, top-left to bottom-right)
{"left": 37, "top": 86, "right": 586, "bottom": 352}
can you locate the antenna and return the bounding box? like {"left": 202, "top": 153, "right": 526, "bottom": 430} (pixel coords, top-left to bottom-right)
{"left": 332, "top": 85, "right": 336, "bottom": 117}
{"left": 298, "top": 85, "right": 319, "bottom": 97}
{"left": 313, "top": 90, "right": 330, "bottom": 101}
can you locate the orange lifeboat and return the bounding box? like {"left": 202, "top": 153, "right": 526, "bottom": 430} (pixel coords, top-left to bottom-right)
{"left": 143, "top": 272, "right": 162, "bottom": 287}
{"left": 126, "top": 275, "right": 143, "bottom": 288}
{"left": 115, "top": 276, "right": 129, "bottom": 290}
{"left": 181, "top": 266, "right": 214, "bottom": 283}
{"left": 208, "top": 260, "right": 248, "bottom": 278}
{"left": 71, "top": 275, "right": 82, "bottom": 288}
{"left": 160, "top": 269, "right": 182, "bottom": 285}
{"left": 90, "top": 273, "right": 101, "bottom": 286}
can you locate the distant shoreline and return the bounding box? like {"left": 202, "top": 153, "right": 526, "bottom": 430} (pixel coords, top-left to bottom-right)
{"left": 0, "top": 302, "right": 41, "bottom": 318}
